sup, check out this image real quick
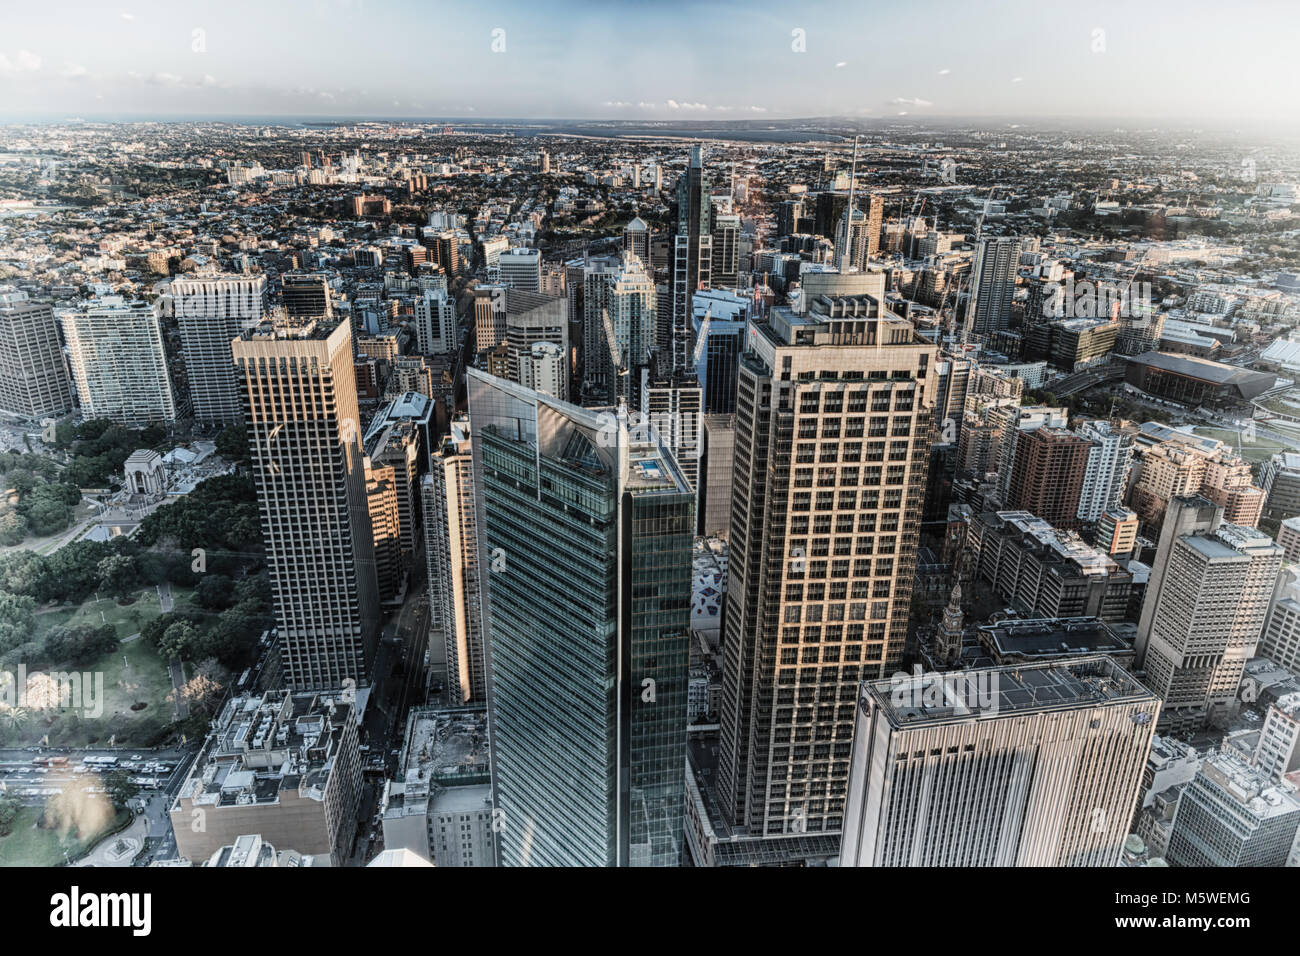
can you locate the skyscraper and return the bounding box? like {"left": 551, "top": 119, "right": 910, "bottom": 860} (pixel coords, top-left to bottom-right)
{"left": 718, "top": 298, "right": 936, "bottom": 839}
{"left": 839, "top": 657, "right": 1159, "bottom": 866}
{"left": 1075, "top": 419, "right": 1135, "bottom": 523}
{"left": 1006, "top": 427, "right": 1092, "bottom": 530}
{"left": 424, "top": 417, "right": 486, "bottom": 704}
{"left": 1166, "top": 751, "right": 1300, "bottom": 867}
{"left": 623, "top": 216, "right": 650, "bottom": 264}
{"left": 1136, "top": 496, "right": 1283, "bottom": 729}
{"left": 0, "top": 290, "right": 73, "bottom": 420}
{"left": 281, "top": 272, "right": 332, "bottom": 321}
{"left": 583, "top": 252, "right": 656, "bottom": 403}
{"left": 59, "top": 296, "right": 178, "bottom": 424}
{"left": 172, "top": 273, "right": 267, "bottom": 425}
{"left": 498, "top": 248, "right": 542, "bottom": 293}
{"left": 414, "top": 289, "right": 457, "bottom": 354}
{"left": 671, "top": 146, "right": 712, "bottom": 370}
{"left": 468, "top": 369, "right": 694, "bottom": 866}
{"left": 966, "top": 237, "right": 1020, "bottom": 338}
{"left": 233, "top": 318, "right": 380, "bottom": 690}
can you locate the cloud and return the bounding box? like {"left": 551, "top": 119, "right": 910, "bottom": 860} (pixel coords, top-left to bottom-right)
{"left": 0, "top": 50, "right": 43, "bottom": 74}
{"left": 1011, "top": 76, "right": 1024, "bottom": 83}
{"left": 890, "top": 97, "right": 933, "bottom": 107}
{"left": 120, "top": 12, "right": 135, "bottom": 21}
{"left": 835, "top": 61, "right": 847, "bottom": 68}
{"left": 61, "top": 62, "right": 89, "bottom": 78}
{"left": 937, "top": 68, "right": 951, "bottom": 76}
{"left": 666, "top": 99, "right": 709, "bottom": 111}
{"left": 602, "top": 100, "right": 631, "bottom": 108}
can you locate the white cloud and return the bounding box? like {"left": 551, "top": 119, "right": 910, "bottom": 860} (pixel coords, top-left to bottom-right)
{"left": 602, "top": 100, "right": 631, "bottom": 108}
{"left": 1011, "top": 76, "right": 1024, "bottom": 83}
{"left": 835, "top": 61, "right": 847, "bottom": 68}
{"left": 0, "top": 50, "right": 43, "bottom": 74}
{"left": 890, "top": 97, "right": 933, "bottom": 107}
{"left": 61, "top": 62, "right": 88, "bottom": 78}
{"left": 666, "top": 99, "right": 709, "bottom": 111}
{"left": 937, "top": 68, "right": 951, "bottom": 76}
{"left": 120, "top": 12, "right": 135, "bottom": 21}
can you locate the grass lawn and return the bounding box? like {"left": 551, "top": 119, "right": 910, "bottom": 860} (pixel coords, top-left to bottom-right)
{"left": 1192, "top": 427, "right": 1296, "bottom": 464}
{"left": 0, "top": 805, "right": 131, "bottom": 867}
{"left": 34, "top": 588, "right": 163, "bottom": 643}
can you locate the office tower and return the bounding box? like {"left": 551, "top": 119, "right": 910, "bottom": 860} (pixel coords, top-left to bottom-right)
{"left": 474, "top": 285, "right": 507, "bottom": 352}
{"left": 60, "top": 296, "right": 178, "bottom": 424}
{"left": 839, "top": 658, "right": 1159, "bottom": 867}
{"left": 0, "top": 290, "right": 73, "bottom": 419}
{"left": 365, "top": 458, "right": 403, "bottom": 600}
{"left": 671, "top": 146, "right": 713, "bottom": 370}
{"left": 414, "top": 289, "right": 457, "bottom": 354}
{"left": 424, "top": 418, "right": 486, "bottom": 704}
{"left": 1260, "top": 452, "right": 1300, "bottom": 522}
{"left": 640, "top": 363, "right": 703, "bottom": 492}
{"left": 776, "top": 199, "right": 803, "bottom": 237}
{"left": 1261, "top": 568, "right": 1300, "bottom": 676}
{"left": 1277, "top": 515, "right": 1300, "bottom": 562}
{"left": 172, "top": 274, "right": 268, "bottom": 425}
{"left": 1136, "top": 496, "right": 1283, "bottom": 728}
{"left": 281, "top": 272, "right": 332, "bottom": 321}
{"left": 1006, "top": 427, "right": 1091, "bottom": 530}
{"left": 233, "top": 319, "right": 380, "bottom": 690}
{"left": 862, "top": 193, "right": 884, "bottom": 259}
{"left": 623, "top": 216, "right": 650, "bottom": 263}
{"left": 1166, "top": 751, "right": 1300, "bottom": 867}
{"left": 468, "top": 370, "right": 694, "bottom": 866}
{"left": 792, "top": 268, "right": 886, "bottom": 314}
{"left": 436, "top": 232, "right": 460, "bottom": 276}
{"left": 583, "top": 253, "right": 656, "bottom": 402}
{"left": 833, "top": 208, "right": 871, "bottom": 272}
{"left": 699, "top": 413, "right": 735, "bottom": 538}
{"left": 966, "top": 237, "right": 1020, "bottom": 338}
{"left": 711, "top": 212, "right": 740, "bottom": 288}
{"left": 537, "top": 148, "right": 550, "bottom": 174}
{"left": 1075, "top": 420, "right": 1134, "bottom": 523}
{"left": 519, "top": 342, "right": 566, "bottom": 400}
{"left": 1097, "top": 506, "right": 1140, "bottom": 557}
{"left": 717, "top": 301, "right": 936, "bottom": 839}
{"left": 364, "top": 393, "right": 431, "bottom": 571}
{"left": 813, "top": 191, "right": 849, "bottom": 241}
{"left": 691, "top": 289, "right": 749, "bottom": 415}
{"left": 502, "top": 290, "right": 568, "bottom": 399}
{"left": 1254, "top": 694, "right": 1300, "bottom": 779}
{"left": 498, "top": 248, "right": 541, "bottom": 292}
{"left": 932, "top": 354, "right": 971, "bottom": 445}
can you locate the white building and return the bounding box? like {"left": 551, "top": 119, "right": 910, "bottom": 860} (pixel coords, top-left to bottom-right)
{"left": 1254, "top": 693, "right": 1300, "bottom": 780}
{"left": 498, "top": 248, "right": 541, "bottom": 292}
{"left": 1076, "top": 419, "right": 1134, "bottom": 522}
{"left": 414, "top": 290, "right": 457, "bottom": 354}
{"left": 59, "top": 297, "right": 177, "bottom": 424}
{"left": 519, "top": 342, "right": 566, "bottom": 401}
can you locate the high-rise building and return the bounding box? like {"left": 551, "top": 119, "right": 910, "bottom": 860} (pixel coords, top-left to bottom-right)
{"left": 60, "top": 296, "right": 177, "bottom": 424}
{"left": 1076, "top": 420, "right": 1134, "bottom": 523}
{"left": 1097, "top": 506, "right": 1140, "bottom": 557}
{"left": 518, "top": 342, "right": 566, "bottom": 400}
{"left": 1261, "top": 567, "right": 1300, "bottom": 677}
{"left": 1166, "top": 751, "right": 1300, "bottom": 867}
{"left": 424, "top": 418, "right": 486, "bottom": 705}
{"left": 966, "top": 237, "right": 1020, "bottom": 338}
{"left": 691, "top": 289, "right": 749, "bottom": 415}
{"left": 1006, "top": 427, "right": 1092, "bottom": 530}
{"left": 233, "top": 319, "right": 380, "bottom": 690}
{"left": 281, "top": 272, "right": 332, "bottom": 321}
{"left": 468, "top": 370, "right": 695, "bottom": 866}
{"left": 583, "top": 253, "right": 656, "bottom": 402}
{"left": 623, "top": 217, "right": 650, "bottom": 264}
{"left": 710, "top": 212, "right": 740, "bottom": 288}
{"left": 172, "top": 274, "right": 268, "bottom": 425}
{"left": 671, "top": 146, "right": 713, "bottom": 370}
{"left": 640, "top": 364, "right": 702, "bottom": 493}
{"left": 1136, "top": 496, "right": 1283, "bottom": 728}
{"left": 0, "top": 291, "right": 73, "bottom": 419}
{"left": 717, "top": 301, "right": 936, "bottom": 839}
{"left": 839, "top": 657, "right": 1159, "bottom": 866}
{"left": 833, "top": 208, "right": 872, "bottom": 272}
{"left": 501, "top": 290, "right": 568, "bottom": 399}
{"left": 498, "top": 248, "right": 541, "bottom": 293}
{"left": 414, "top": 289, "right": 457, "bottom": 354}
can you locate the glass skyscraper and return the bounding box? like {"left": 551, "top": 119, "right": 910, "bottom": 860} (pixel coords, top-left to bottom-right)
{"left": 467, "top": 369, "right": 694, "bottom": 866}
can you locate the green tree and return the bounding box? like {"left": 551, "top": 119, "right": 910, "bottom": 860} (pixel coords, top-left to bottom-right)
{"left": 103, "top": 770, "right": 140, "bottom": 810}
{"left": 95, "top": 554, "right": 139, "bottom": 601}
{"left": 0, "top": 792, "right": 21, "bottom": 837}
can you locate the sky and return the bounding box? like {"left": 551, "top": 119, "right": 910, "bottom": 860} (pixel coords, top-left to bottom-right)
{"left": 0, "top": 0, "right": 1297, "bottom": 127}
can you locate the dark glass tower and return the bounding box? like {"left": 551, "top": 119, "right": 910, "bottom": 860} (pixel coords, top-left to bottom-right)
{"left": 468, "top": 369, "right": 695, "bottom": 865}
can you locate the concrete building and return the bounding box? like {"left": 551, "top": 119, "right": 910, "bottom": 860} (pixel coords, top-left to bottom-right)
{"left": 172, "top": 274, "right": 268, "bottom": 425}
{"left": 60, "top": 297, "right": 177, "bottom": 424}
{"left": 497, "top": 248, "right": 541, "bottom": 292}
{"left": 1262, "top": 568, "right": 1300, "bottom": 677}
{"left": 414, "top": 289, "right": 457, "bottom": 354}
{"left": 699, "top": 413, "right": 734, "bottom": 538}
{"left": 967, "top": 237, "right": 1020, "bottom": 337}
{"left": 839, "top": 657, "right": 1159, "bottom": 866}
{"left": 1166, "top": 751, "right": 1300, "bottom": 867}
{"left": 1260, "top": 453, "right": 1300, "bottom": 523}
{"left": 967, "top": 510, "right": 1134, "bottom": 621}
{"left": 0, "top": 291, "right": 74, "bottom": 420}
{"left": 170, "top": 689, "right": 362, "bottom": 866}
{"left": 717, "top": 301, "right": 936, "bottom": 842}
{"left": 124, "top": 449, "right": 166, "bottom": 496}
{"left": 233, "top": 318, "right": 380, "bottom": 690}
{"left": 1076, "top": 420, "right": 1134, "bottom": 523}
{"left": 281, "top": 272, "right": 332, "bottom": 321}
{"left": 1137, "top": 496, "right": 1283, "bottom": 729}
{"left": 1277, "top": 515, "right": 1300, "bottom": 562}
{"left": 1097, "top": 506, "right": 1140, "bottom": 557}
{"left": 1254, "top": 693, "right": 1300, "bottom": 780}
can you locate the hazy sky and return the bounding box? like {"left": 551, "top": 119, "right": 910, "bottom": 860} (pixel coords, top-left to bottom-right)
{"left": 1, "top": 0, "right": 1297, "bottom": 126}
